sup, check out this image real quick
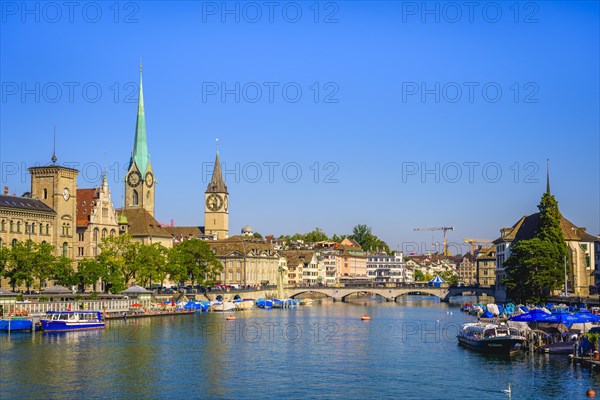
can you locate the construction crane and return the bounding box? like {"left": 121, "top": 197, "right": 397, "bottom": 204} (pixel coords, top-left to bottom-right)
{"left": 463, "top": 238, "right": 494, "bottom": 255}
{"left": 414, "top": 227, "right": 454, "bottom": 257}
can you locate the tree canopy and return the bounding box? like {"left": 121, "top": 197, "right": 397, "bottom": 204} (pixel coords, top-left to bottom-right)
{"left": 504, "top": 192, "right": 570, "bottom": 303}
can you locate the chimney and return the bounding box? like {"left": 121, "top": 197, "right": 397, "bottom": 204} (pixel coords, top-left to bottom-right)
{"left": 3, "top": 186, "right": 8, "bottom": 195}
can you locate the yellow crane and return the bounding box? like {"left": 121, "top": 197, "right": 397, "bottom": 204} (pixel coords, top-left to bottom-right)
{"left": 463, "top": 238, "right": 494, "bottom": 255}
{"left": 414, "top": 227, "right": 454, "bottom": 256}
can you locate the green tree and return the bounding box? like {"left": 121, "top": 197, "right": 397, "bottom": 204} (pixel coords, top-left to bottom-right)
{"left": 32, "top": 242, "right": 57, "bottom": 289}
{"left": 52, "top": 256, "right": 77, "bottom": 286}
{"left": 252, "top": 232, "right": 263, "bottom": 239}
{"left": 5, "top": 240, "right": 36, "bottom": 291}
{"left": 97, "top": 234, "right": 137, "bottom": 293}
{"left": 171, "top": 239, "right": 222, "bottom": 286}
{"left": 350, "top": 224, "right": 391, "bottom": 253}
{"left": 440, "top": 271, "right": 459, "bottom": 286}
{"left": 304, "top": 227, "right": 329, "bottom": 243}
{"left": 136, "top": 243, "right": 169, "bottom": 288}
{"left": 0, "top": 246, "right": 10, "bottom": 278}
{"left": 414, "top": 269, "right": 425, "bottom": 282}
{"left": 504, "top": 191, "right": 570, "bottom": 303}
{"left": 76, "top": 258, "right": 107, "bottom": 292}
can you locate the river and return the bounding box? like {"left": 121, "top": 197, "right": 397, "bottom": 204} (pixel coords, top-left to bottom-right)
{"left": 1, "top": 296, "right": 598, "bottom": 399}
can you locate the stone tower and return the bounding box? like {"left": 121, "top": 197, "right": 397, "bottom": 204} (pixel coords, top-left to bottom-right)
{"left": 29, "top": 153, "right": 79, "bottom": 258}
{"left": 124, "top": 65, "right": 155, "bottom": 216}
{"left": 204, "top": 152, "right": 228, "bottom": 240}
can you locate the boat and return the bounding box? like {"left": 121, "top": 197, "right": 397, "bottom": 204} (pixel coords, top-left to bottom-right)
{"left": 256, "top": 298, "right": 273, "bottom": 309}
{"left": 234, "top": 300, "right": 255, "bottom": 310}
{"left": 299, "top": 298, "right": 313, "bottom": 306}
{"left": 0, "top": 318, "right": 33, "bottom": 332}
{"left": 40, "top": 311, "right": 105, "bottom": 332}
{"left": 208, "top": 301, "right": 236, "bottom": 312}
{"left": 457, "top": 322, "right": 526, "bottom": 355}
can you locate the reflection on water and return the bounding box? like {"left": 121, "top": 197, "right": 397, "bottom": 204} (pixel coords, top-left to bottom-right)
{"left": 1, "top": 297, "right": 598, "bottom": 399}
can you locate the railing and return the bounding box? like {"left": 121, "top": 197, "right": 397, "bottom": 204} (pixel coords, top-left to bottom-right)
{"left": 9, "top": 299, "right": 151, "bottom": 316}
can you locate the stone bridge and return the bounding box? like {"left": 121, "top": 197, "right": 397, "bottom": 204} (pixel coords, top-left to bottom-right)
{"left": 210, "top": 285, "right": 495, "bottom": 303}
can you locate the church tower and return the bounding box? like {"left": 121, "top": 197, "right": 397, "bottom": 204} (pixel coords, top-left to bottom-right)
{"left": 124, "top": 64, "right": 155, "bottom": 216}
{"left": 204, "top": 152, "right": 228, "bottom": 239}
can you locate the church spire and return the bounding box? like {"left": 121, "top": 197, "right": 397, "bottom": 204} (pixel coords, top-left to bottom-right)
{"left": 546, "top": 158, "right": 550, "bottom": 194}
{"left": 206, "top": 151, "right": 228, "bottom": 193}
{"left": 131, "top": 62, "right": 150, "bottom": 177}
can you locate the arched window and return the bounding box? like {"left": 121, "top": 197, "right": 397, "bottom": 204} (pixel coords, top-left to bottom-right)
{"left": 43, "top": 188, "right": 48, "bottom": 199}
{"left": 93, "top": 228, "right": 99, "bottom": 242}
{"left": 25, "top": 223, "right": 30, "bottom": 234}
{"left": 147, "top": 191, "right": 150, "bottom": 200}
{"left": 31, "top": 223, "right": 35, "bottom": 234}
{"left": 65, "top": 223, "right": 70, "bottom": 236}
{"left": 132, "top": 190, "right": 139, "bottom": 206}
{"left": 9, "top": 221, "right": 13, "bottom": 233}
{"left": 16, "top": 221, "right": 21, "bottom": 233}
{"left": 102, "top": 229, "right": 107, "bottom": 239}
{"left": 12, "top": 239, "right": 17, "bottom": 247}
{"left": 62, "top": 242, "right": 68, "bottom": 257}
{"left": 39, "top": 223, "right": 43, "bottom": 234}
{"left": 1, "top": 220, "right": 5, "bottom": 231}
{"left": 46, "top": 224, "right": 50, "bottom": 235}
{"left": 110, "top": 229, "right": 116, "bottom": 237}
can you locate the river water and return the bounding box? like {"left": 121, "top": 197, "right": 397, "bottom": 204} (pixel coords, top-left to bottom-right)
{"left": 1, "top": 296, "right": 598, "bottom": 399}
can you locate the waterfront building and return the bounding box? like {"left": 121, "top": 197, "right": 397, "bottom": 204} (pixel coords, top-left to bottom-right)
{"left": 456, "top": 253, "right": 476, "bottom": 285}
{"left": 367, "top": 252, "right": 406, "bottom": 283}
{"left": 494, "top": 176, "right": 596, "bottom": 301}
{"left": 594, "top": 237, "right": 600, "bottom": 287}
{"left": 208, "top": 236, "right": 282, "bottom": 286}
{"left": 321, "top": 250, "right": 338, "bottom": 285}
{"left": 336, "top": 237, "right": 367, "bottom": 278}
{"left": 281, "top": 250, "right": 316, "bottom": 286}
{"left": 75, "top": 175, "right": 120, "bottom": 259}
{"left": 476, "top": 246, "right": 496, "bottom": 287}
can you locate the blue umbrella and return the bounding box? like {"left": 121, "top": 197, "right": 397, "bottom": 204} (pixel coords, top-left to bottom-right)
{"left": 509, "top": 309, "right": 550, "bottom": 322}
{"left": 538, "top": 310, "right": 584, "bottom": 325}
{"left": 576, "top": 309, "right": 600, "bottom": 323}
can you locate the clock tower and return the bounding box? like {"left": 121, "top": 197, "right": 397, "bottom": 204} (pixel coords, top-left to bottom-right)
{"left": 124, "top": 64, "right": 155, "bottom": 216}
{"left": 204, "top": 151, "right": 228, "bottom": 240}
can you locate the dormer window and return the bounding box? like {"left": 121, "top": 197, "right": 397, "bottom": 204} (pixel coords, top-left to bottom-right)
{"left": 82, "top": 201, "right": 86, "bottom": 206}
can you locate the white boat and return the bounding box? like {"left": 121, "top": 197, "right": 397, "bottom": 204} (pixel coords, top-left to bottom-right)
{"left": 209, "top": 301, "right": 236, "bottom": 312}
{"left": 235, "top": 300, "right": 255, "bottom": 310}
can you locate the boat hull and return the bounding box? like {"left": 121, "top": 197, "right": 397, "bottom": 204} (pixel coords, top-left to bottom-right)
{"left": 40, "top": 321, "right": 105, "bottom": 332}
{"left": 457, "top": 336, "right": 525, "bottom": 355}
{"left": 0, "top": 319, "right": 33, "bottom": 332}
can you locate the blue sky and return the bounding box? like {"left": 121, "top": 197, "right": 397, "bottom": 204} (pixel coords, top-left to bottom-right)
{"left": 1, "top": 1, "right": 598, "bottom": 254}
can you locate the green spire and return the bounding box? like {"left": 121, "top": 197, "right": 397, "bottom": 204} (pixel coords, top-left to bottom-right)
{"left": 131, "top": 63, "right": 150, "bottom": 177}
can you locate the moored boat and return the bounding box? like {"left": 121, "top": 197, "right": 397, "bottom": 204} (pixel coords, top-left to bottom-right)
{"left": 0, "top": 318, "right": 33, "bottom": 332}
{"left": 40, "top": 311, "right": 105, "bottom": 332}
{"left": 457, "top": 322, "right": 525, "bottom": 355}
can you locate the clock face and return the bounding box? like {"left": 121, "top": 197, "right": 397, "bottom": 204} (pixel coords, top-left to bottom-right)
{"left": 223, "top": 195, "right": 229, "bottom": 212}
{"left": 127, "top": 171, "right": 142, "bottom": 187}
{"left": 145, "top": 172, "right": 154, "bottom": 188}
{"left": 63, "top": 188, "right": 70, "bottom": 201}
{"left": 206, "top": 194, "right": 223, "bottom": 212}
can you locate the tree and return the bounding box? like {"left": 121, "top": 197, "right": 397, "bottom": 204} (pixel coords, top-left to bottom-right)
{"left": 171, "top": 239, "right": 222, "bottom": 286}
{"left": 136, "top": 243, "right": 169, "bottom": 288}
{"left": 0, "top": 246, "right": 10, "bottom": 278}
{"left": 76, "top": 258, "right": 107, "bottom": 292}
{"left": 504, "top": 238, "right": 562, "bottom": 303}
{"left": 6, "top": 240, "right": 37, "bottom": 291}
{"left": 304, "top": 227, "right": 329, "bottom": 243}
{"left": 32, "top": 242, "right": 57, "bottom": 289}
{"left": 350, "top": 224, "right": 391, "bottom": 253}
{"left": 440, "top": 270, "right": 459, "bottom": 286}
{"left": 97, "top": 234, "right": 137, "bottom": 293}
{"left": 414, "top": 269, "right": 425, "bottom": 282}
{"left": 252, "top": 232, "right": 263, "bottom": 239}
{"left": 504, "top": 191, "right": 569, "bottom": 303}
{"left": 52, "top": 256, "right": 77, "bottom": 286}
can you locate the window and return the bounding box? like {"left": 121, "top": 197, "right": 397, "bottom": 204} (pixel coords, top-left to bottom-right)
{"left": 46, "top": 224, "right": 50, "bottom": 235}
{"left": 132, "top": 190, "right": 139, "bottom": 206}
{"left": 43, "top": 188, "right": 48, "bottom": 199}
{"left": 9, "top": 221, "right": 13, "bottom": 233}
{"left": 0, "top": 220, "right": 4, "bottom": 231}
{"left": 110, "top": 229, "right": 116, "bottom": 237}
{"left": 102, "top": 229, "right": 107, "bottom": 239}
{"left": 78, "top": 247, "right": 84, "bottom": 256}
{"left": 16, "top": 221, "right": 21, "bottom": 233}
{"left": 78, "top": 233, "right": 84, "bottom": 242}
{"left": 31, "top": 223, "right": 35, "bottom": 234}
{"left": 25, "top": 223, "right": 30, "bottom": 234}
{"left": 12, "top": 239, "right": 17, "bottom": 247}
{"left": 62, "top": 242, "right": 68, "bottom": 257}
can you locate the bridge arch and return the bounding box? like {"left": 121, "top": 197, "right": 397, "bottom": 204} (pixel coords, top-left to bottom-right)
{"left": 289, "top": 289, "right": 335, "bottom": 299}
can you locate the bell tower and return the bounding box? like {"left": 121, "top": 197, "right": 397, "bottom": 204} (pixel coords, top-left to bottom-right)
{"left": 204, "top": 151, "right": 228, "bottom": 240}
{"left": 124, "top": 63, "right": 155, "bottom": 216}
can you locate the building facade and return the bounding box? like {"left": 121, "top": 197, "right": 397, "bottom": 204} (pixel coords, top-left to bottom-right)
{"left": 476, "top": 246, "right": 496, "bottom": 287}
{"left": 367, "top": 252, "right": 406, "bottom": 283}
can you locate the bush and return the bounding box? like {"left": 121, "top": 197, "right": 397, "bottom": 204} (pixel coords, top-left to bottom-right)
{"left": 89, "top": 292, "right": 99, "bottom": 300}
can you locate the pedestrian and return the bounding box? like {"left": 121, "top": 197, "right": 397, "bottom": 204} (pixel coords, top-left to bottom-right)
{"left": 122, "top": 312, "right": 127, "bottom": 321}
